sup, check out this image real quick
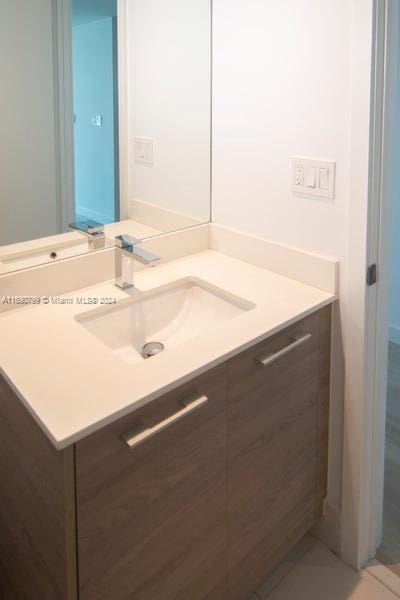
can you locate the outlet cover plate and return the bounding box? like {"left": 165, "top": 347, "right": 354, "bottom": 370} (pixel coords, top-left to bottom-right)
{"left": 291, "top": 157, "right": 336, "bottom": 199}
{"left": 134, "top": 137, "right": 154, "bottom": 167}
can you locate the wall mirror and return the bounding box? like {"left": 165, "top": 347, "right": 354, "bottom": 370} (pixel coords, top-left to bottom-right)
{"left": 0, "top": 0, "right": 211, "bottom": 274}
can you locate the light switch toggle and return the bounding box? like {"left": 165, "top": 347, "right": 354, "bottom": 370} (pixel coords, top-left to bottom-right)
{"left": 307, "top": 167, "right": 316, "bottom": 188}
{"left": 319, "top": 168, "right": 329, "bottom": 190}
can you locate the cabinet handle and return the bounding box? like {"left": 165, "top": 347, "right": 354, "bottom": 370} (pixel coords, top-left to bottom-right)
{"left": 255, "top": 333, "right": 312, "bottom": 367}
{"left": 121, "top": 395, "right": 209, "bottom": 449}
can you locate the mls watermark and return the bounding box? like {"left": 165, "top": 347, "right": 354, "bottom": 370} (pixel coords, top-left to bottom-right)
{"left": 1, "top": 296, "right": 117, "bottom": 306}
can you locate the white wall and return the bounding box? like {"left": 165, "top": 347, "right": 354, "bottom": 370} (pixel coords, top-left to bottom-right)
{"left": 213, "top": 0, "right": 374, "bottom": 549}
{"left": 0, "top": 0, "right": 60, "bottom": 246}
{"left": 126, "top": 0, "right": 211, "bottom": 226}
{"left": 213, "top": 0, "right": 351, "bottom": 258}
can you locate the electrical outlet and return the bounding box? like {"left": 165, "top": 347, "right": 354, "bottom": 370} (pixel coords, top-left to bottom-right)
{"left": 291, "top": 157, "right": 336, "bottom": 199}
{"left": 295, "top": 163, "right": 305, "bottom": 186}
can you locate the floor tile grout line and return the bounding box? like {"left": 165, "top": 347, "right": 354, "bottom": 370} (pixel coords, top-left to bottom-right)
{"left": 365, "top": 560, "right": 400, "bottom": 599}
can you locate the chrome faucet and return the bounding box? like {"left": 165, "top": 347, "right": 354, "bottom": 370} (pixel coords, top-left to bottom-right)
{"left": 69, "top": 220, "right": 105, "bottom": 250}
{"left": 114, "top": 234, "right": 160, "bottom": 290}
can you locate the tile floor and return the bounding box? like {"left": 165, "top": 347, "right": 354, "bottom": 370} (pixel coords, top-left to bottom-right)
{"left": 252, "top": 536, "right": 398, "bottom": 600}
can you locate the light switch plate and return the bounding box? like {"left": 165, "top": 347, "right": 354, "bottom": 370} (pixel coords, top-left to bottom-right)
{"left": 134, "top": 137, "right": 154, "bottom": 167}
{"left": 291, "top": 157, "right": 336, "bottom": 199}
{"left": 91, "top": 115, "right": 103, "bottom": 128}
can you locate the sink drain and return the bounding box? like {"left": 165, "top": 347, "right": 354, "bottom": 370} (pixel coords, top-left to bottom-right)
{"left": 142, "top": 342, "right": 165, "bottom": 359}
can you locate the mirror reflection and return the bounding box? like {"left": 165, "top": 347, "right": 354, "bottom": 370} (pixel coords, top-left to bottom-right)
{"left": 0, "top": 0, "right": 211, "bottom": 273}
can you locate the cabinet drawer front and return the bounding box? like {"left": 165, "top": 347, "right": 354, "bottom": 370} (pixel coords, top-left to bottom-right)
{"left": 76, "top": 364, "right": 228, "bottom": 600}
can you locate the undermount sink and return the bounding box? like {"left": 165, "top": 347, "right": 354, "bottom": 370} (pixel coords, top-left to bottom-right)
{"left": 76, "top": 277, "right": 255, "bottom": 364}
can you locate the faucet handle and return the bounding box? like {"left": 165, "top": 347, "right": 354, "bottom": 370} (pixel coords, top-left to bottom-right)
{"left": 115, "top": 233, "right": 160, "bottom": 266}
{"left": 115, "top": 234, "right": 141, "bottom": 248}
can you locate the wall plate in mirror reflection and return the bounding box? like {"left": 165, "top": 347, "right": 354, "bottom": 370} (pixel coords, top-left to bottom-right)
{"left": 0, "top": 0, "right": 212, "bottom": 274}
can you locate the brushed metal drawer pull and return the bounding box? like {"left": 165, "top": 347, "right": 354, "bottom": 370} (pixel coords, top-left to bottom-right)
{"left": 121, "top": 395, "right": 209, "bottom": 449}
{"left": 255, "top": 334, "right": 312, "bottom": 367}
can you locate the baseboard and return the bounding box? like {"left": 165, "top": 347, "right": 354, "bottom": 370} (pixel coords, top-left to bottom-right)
{"left": 312, "top": 500, "right": 342, "bottom": 557}
{"left": 389, "top": 324, "right": 400, "bottom": 345}
{"left": 129, "top": 199, "right": 206, "bottom": 232}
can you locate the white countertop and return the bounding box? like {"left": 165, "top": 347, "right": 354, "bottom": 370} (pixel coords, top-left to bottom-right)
{"left": 0, "top": 250, "right": 335, "bottom": 449}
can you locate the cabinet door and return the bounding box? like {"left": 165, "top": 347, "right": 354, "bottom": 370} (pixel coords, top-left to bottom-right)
{"left": 75, "top": 364, "right": 228, "bottom": 600}
{"left": 0, "top": 375, "right": 77, "bottom": 600}
{"left": 227, "top": 308, "right": 331, "bottom": 600}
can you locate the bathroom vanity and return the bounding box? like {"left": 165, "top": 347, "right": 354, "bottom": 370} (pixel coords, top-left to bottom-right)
{"left": 0, "top": 0, "right": 338, "bottom": 596}
{"left": 0, "top": 248, "right": 332, "bottom": 600}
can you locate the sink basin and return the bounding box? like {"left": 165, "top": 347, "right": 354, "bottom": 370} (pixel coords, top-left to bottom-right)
{"left": 76, "top": 277, "right": 255, "bottom": 364}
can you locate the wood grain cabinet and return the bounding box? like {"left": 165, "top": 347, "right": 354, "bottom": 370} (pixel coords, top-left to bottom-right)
{"left": 0, "top": 307, "right": 331, "bottom": 600}
{"left": 76, "top": 365, "right": 228, "bottom": 600}
{"left": 227, "top": 307, "right": 331, "bottom": 599}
